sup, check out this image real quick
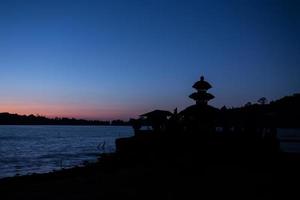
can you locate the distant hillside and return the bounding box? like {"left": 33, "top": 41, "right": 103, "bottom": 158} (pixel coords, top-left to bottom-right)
{"left": 226, "top": 93, "right": 300, "bottom": 128}
{"left": 0, "top": 113, "right": 129, "bottom": 126}
{"left": 266, "top": 93, "right": 300, "bottom": 127}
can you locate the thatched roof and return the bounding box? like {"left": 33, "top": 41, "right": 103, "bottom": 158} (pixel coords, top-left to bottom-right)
{"left": 189, "top": 92, "right": 215, "bottom": 101}
{"left": 140, "top": 110, "right": 172, "bottom": 118}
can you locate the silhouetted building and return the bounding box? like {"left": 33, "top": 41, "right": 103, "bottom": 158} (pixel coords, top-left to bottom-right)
{"left": 180, "top": 76, "right": 218, "bottom": 134}
{"left": 118, "top": 75, "right": 282, "bottom": 166}
{"left": 140, "top": 110, "right": 172, "bottom": 133}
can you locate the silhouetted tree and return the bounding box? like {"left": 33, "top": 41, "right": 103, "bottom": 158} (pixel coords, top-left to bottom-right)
{"left": 245, "top": 102, "right": 252, "bottom": 107}
{"left": 258, "top": 97, "right": 267, "bottom": 105}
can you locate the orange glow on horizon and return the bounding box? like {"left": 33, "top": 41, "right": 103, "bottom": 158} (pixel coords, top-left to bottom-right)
{"left": 0, "top": 102, "right": 138, "bottom": 120}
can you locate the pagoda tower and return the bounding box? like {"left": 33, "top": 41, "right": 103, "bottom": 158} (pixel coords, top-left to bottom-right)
{"left": 189, "top": 76, "right": 214, "bottom": 105}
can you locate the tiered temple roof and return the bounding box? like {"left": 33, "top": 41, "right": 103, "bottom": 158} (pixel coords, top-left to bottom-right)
{"left": 189, "top": 76, "right": 214, "bottom": 105}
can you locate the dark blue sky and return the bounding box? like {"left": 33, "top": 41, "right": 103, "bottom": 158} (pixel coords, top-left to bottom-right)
{"left": 0, "top": 0, "right": 299, "bottom": 119}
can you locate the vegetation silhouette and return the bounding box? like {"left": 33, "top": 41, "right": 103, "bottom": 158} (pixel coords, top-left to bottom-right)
{"left": 0, "top": 113, "right": 130, "bottom": 125}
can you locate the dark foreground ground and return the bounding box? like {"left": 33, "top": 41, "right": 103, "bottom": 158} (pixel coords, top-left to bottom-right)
{"left": 0, "top": 131, "right": 300, "bottom": 200}
{"left": 0, "top": 135, "right": 300, "bottom": 200}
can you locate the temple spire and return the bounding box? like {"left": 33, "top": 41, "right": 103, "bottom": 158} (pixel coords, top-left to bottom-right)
{"left": 189, "top": 76, "right": 214, "bottom": 105}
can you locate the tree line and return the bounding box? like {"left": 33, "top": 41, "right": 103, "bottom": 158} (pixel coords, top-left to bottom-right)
{"left": 0, "top": 113, "right": 130, "bottom": 126}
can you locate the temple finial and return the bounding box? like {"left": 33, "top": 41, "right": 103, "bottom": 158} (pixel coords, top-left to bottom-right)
{"left": 200, "top": 76, "right": 204, "bottom": 81}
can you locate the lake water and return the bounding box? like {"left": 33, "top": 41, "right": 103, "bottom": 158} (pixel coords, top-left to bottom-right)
{"left": 0, "top": 126, "right": 299, "bottom": 179}
{"left": 277, "top": 128, "right": 300, "bottom": 153}
{"left": 0, "top": 125, "right": 134, "bottom": 179}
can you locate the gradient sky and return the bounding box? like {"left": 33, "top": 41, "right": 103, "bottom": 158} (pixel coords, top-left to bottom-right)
{"left": 0, "top": 0, "right": 299, "bottom": 120}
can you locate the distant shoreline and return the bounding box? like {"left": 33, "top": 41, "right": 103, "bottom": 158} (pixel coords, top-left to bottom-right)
{"left": 0, "top": 124, "right": 131, "bottom": 126}
{"left": 0, "top": 112, "right": 130, "bottom": 126}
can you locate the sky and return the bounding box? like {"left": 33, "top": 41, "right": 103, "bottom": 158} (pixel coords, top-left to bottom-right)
{"left": 0, "top": 0, "right": 299, "bottom": 120}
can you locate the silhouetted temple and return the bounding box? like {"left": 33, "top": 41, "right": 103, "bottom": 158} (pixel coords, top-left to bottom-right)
{"left": 116, "top": 74, "right": 280, "bottom": 169}
{"left": 130, "top": 76, "right": 219, "bottom": 135}
{"left": 180, "top": 76, "right": 218, "bottom": 134}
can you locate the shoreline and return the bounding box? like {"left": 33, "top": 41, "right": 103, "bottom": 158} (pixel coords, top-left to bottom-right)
{"left": 1, "top": 150, "right": 300, "bottom": 182}
{"left": 1, "top": 150, "right": 299, "bottom": 177}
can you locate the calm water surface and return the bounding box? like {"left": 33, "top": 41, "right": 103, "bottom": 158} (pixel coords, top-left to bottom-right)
{"left": 0, "top": 125, "right": 133, "bottom": 179}
{"left": 277, "top": 128, "right": 300, "bottom": 153}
